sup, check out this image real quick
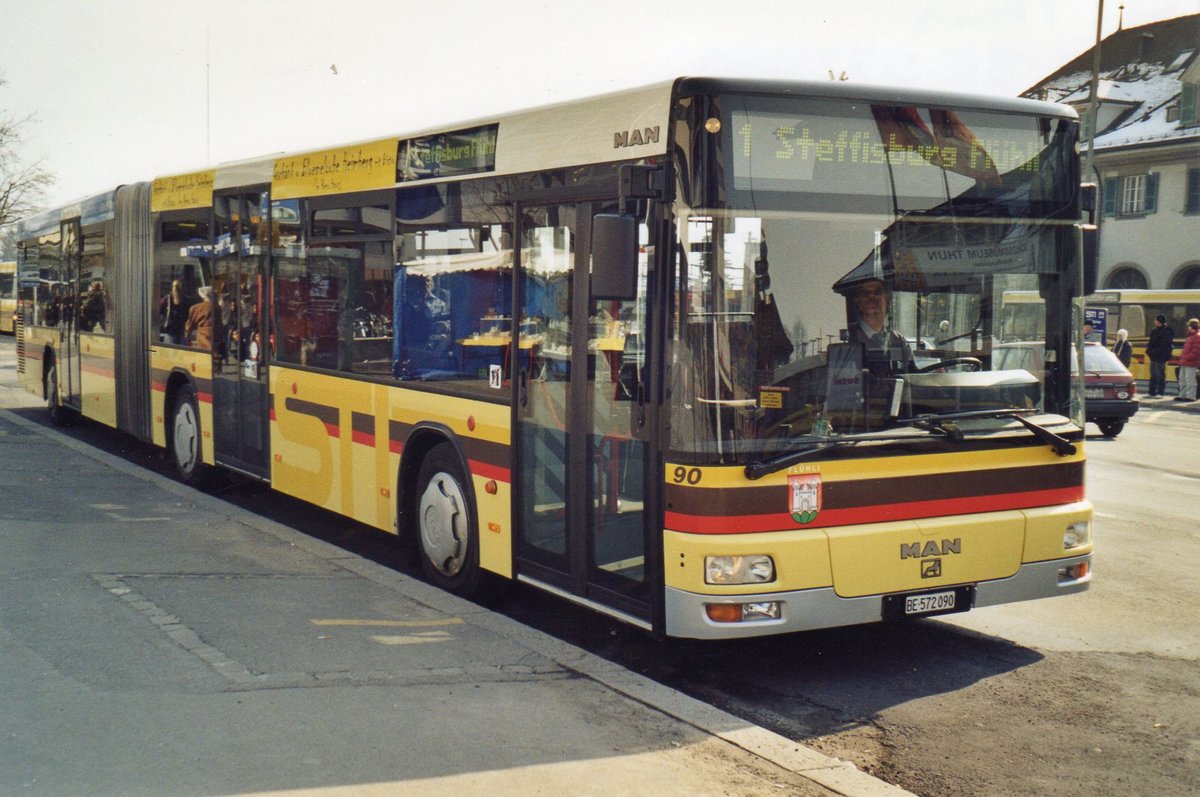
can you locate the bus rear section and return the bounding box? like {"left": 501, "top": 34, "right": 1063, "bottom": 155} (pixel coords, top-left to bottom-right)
{"left": 0, "top": 261, "right": 16, "bottom": 335}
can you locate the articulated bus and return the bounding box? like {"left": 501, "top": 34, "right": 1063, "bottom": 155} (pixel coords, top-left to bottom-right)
{"left": 1084, "top": 290, "right": 1200, "bottom": 383}
{"left": 15, "top": 78, "right": 1094, "bottom": 638}
{"left": 0, "top": 261, "right": 16, "bottom": 334}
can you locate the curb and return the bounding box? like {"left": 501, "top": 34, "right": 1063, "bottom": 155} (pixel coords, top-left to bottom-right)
{"left": 0, "top": 407, "right": 916, "bottom": 797}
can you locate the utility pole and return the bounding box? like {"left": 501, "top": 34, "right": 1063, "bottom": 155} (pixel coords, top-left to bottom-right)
{"left": 1084, "top": 0, "right": 1105, "bottom": 180}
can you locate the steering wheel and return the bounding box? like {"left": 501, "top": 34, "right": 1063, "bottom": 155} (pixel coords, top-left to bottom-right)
{"left": 915, "top": 357, "right": 983, "bottom": 373}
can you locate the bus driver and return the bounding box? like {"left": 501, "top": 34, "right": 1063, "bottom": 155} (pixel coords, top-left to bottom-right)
{"left": 848, "top": 278, "right": 914, "bottom": 376}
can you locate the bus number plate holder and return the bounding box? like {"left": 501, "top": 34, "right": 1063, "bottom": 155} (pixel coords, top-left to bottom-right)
{"left": 883, "top": 585, "right": 974, "bottom": 620}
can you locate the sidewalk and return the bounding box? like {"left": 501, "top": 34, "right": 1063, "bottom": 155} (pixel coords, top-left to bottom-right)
{"left": 1137, "top": 393, "right": 1200, "bottom": 413}
{"left": 0, "top": 405, "right": 910, "bottom": 797}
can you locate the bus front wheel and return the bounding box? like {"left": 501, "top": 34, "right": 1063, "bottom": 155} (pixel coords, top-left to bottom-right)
{"left": 415, "top": 443, "right": 481, "bottom": 596}
{"left": 170, "top": 384, "right": 209, "bottom": 486}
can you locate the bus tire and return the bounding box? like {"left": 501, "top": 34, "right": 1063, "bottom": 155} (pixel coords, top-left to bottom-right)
{"left": 170, "top": 383, "right": 209, "bottom": 487}
{"left": 44, "top": 362, "right": 75, "bottom": 427}
{"left": 415, "top": 442, "right": 481, "bottom": 596}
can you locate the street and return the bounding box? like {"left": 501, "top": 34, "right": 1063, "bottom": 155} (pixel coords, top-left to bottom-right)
{"left": 1, "top": 333, "right": 1197, "bottom": 796}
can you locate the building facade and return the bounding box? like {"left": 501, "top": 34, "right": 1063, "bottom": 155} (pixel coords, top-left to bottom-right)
{"left": 1024, "top": 14, "right": 1200, "bottom": 291}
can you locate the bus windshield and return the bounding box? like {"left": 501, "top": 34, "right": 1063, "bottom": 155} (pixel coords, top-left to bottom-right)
{"left": 669, "top": 94, "right": 1085, "bottom": 463}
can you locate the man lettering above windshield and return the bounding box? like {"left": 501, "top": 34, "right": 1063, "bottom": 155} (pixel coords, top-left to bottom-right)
{"left": 849, "top": 278, "right": 915, "bottom": 376}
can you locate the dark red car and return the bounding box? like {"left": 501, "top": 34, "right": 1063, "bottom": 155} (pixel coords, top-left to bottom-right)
{"left": 992, "top": 341, "right": 1138, "bottom": 437}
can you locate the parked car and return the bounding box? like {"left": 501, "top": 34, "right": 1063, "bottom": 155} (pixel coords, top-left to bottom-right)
{"left": 1080, "top": 342, "right": 1139, "bottom": 437}
{"left": 991, "top": 341, "right": 1138, "bottom": 437}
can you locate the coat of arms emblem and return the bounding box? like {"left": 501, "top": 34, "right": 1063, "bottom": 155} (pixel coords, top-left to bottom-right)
{"left": 789, "top": 472, "right": 821, "bottom": 524}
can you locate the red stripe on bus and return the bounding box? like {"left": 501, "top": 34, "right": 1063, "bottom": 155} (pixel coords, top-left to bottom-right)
{"left": 388, "top": 439, "right": 403, "bottom": 455}
{"left": 351, "top": 430, "right": 375, "bottom": 447}
{"left": 151, "top": 381, "right": 166, "bottom": 393}
{"left": 664, "top": 487, "right": 1085, "bottom": 534}
{"left": 470, "top": 460, "right": 511, "bottom": 483}
{"left": 80, "top": 364, "right": 114, "bottom": 378}
{"left": 197, "top": 391, "right": 213, "bottom": 404}
{"left": 324, "top": 423, "right": 340, "bottom": 438}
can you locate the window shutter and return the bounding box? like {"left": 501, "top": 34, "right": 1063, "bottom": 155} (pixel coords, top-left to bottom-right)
{"left": 1182, "top": 84, "right": 1197, "bottom": 126}
{"left": 1102, "top": 177, "right": 1119, "bottom": 216}
{"left": 1144, "top": 173, "right": 1159, "bottom": 214}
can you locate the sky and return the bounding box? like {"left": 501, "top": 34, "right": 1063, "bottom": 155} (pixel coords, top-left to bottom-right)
{"left": 2, "top": 0, "right": 1198, "bottom": 210}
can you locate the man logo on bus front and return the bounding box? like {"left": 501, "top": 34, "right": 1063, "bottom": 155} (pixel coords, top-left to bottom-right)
{"left": 789, "top": 473, "right": 821, "bottom": 524}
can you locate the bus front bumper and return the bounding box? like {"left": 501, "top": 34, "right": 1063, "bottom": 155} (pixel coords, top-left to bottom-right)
{"left": 663, "top": 553, "right": 1092, "bottom": 640}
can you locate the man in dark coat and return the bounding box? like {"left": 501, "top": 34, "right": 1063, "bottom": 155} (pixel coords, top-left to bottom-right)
{"left": 1145, "top": 314, "right": 1175, "bottom": 397}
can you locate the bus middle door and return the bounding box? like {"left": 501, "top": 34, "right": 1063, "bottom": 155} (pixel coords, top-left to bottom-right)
{"left": 210, "top": 190, "right": 270, "bottom": 479}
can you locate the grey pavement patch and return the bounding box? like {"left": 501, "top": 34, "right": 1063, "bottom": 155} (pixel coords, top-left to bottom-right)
{"left": 6, "top": 406, "right": 914, "bottom": 797}
{"left": 93, "top": 572, "right": 569, "bottom": 691}
{"left": 94, "top": 574, "right": 259, "bottom": 686}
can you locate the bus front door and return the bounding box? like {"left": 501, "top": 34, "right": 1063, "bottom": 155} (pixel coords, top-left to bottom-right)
{"left": 59, "top": 219, "right": 82, "bottom": 411}
{"left": 210, "top": 190, "right": 270, "bottom": 479}
{"left": 515, "top": 201, "right": 651, "bottom": 623}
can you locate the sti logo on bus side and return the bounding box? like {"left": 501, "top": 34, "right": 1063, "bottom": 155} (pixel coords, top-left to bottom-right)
{"left": 900, "top": 539, "right": 962, "bottom": 560}
{"left": 614, "top": 126, "right": 661, "bottom": 148}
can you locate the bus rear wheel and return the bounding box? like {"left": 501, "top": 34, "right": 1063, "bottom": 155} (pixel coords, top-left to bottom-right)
{"left": 170, "top": 384, "right": 209, "bottom": 486}
{"left": 415, "top": 443, "right": 481, "bottom": 596}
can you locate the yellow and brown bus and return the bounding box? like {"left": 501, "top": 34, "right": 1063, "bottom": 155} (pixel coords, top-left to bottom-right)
{"left": 1084, "top": 289, "right": 1200, "bottom": 383}
{"left": 0, "top": 261, "right": 16, "bottom": 334}
{"left": 15, "top": 78, "right": 1094, "bottom": 638}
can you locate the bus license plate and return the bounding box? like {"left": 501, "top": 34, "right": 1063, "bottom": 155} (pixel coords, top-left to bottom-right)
{"left": 905, "top": 590, "right": 956, "bottom": 615}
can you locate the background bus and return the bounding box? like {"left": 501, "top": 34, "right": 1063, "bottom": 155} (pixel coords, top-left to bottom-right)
{"left": 1084, "top": 290, "right": 1200, "bottom": 383}
{"left": 0, "top": 261, "right": 16, "bottom": 334}
{"left": 15, "top": 78, "right": 1094, "bottom": 639}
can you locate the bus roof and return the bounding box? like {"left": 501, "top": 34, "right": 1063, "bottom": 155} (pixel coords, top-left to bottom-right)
{"left": 21, "top": 77, "right": 1078, "bottom": 231}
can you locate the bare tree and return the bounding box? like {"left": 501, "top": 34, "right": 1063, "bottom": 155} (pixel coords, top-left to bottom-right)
{"left": 0, "top": 74, "right": 54, "bottom": 235}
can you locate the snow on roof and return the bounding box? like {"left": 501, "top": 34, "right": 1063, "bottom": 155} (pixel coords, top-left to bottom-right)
{"left": 1022, "top": 14, "right": 1200, "bottom": 151}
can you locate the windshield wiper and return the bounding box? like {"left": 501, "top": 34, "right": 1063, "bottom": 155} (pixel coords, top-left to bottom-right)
{"left": 895, "top": 408, "right": 1077, "bottom": 457}
{"left": 744, "top": 426, "right": 963, "bottom": 481}
{"left": 745, "top": 409, "right": 1077, "bottom": 481}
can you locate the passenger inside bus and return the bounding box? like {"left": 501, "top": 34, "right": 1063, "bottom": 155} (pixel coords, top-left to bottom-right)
{"left": 185, "top": 286, "right": 215, "bottom": 350}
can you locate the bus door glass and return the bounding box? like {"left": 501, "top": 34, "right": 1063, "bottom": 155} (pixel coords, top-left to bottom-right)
{"left": 211, "top": 190, "right": 270, "bottom": 477}
{"left": 60, "top": 220, "right": 82, "bottom": 409}
{"left": 516, "top": 200, "right": 651, "bottom": 614}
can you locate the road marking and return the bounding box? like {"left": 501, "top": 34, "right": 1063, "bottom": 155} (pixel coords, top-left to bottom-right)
{"left": 310, "top": 617, "right": 463, "bottom": 628}
{"left": 89, "top": 503, "right": 172, "bottom": 522}
{"left": 370, "top": 631, "right": 454, "bottom": 645}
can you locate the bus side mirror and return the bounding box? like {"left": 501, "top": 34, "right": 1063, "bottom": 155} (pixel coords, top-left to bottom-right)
{"left": 591, "top": 214, "right": 638, "bottom": 301}
{"left": 1081, "top": 223, "right": 1099, "bottom": 296}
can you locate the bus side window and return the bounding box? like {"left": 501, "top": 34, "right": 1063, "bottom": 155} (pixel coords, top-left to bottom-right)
{"left": 393, "top": 222, "right": 512, "bottom": 385}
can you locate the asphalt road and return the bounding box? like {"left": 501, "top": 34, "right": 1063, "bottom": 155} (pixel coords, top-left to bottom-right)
{"left": 2, "top": 334, "right": 1196, "bottom": 796}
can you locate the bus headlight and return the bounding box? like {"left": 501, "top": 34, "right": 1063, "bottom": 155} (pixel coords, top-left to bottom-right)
{"left": 1063, "top": 521, "right": 1091, "bottom": 549}
{"left": 704, "top": 555, "right": 775, "bottom": 585}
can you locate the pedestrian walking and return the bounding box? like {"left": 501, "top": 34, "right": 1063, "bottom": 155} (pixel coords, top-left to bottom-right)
{"left": 1146, "top": 314, "right": 1174, "bottom": 397}
{"left": 1176, "top": 318, "right": 1200, "bottom": 402}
